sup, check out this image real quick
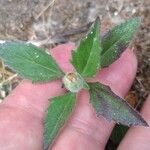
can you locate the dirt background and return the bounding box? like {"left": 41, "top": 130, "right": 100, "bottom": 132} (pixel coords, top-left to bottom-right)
{"left": 0, "top": 0, "right": 149, "bottom": 111}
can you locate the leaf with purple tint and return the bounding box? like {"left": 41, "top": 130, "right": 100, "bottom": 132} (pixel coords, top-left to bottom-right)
{"left": 89, "top": 82, "right": 148, "bottom": 126}
{"left": 101, "top": 17, "right": 140, "bottom": 67}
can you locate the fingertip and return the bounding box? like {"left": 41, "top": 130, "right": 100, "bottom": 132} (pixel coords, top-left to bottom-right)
{"left": 51, "top": 42, "right": 75, "bottom": 53}
{"left": 122, "top": 48, "right": 138, "bottom": 71}
{"left": 50, "top": 43, "right": 75, "bottom": 72}
{"left": 97, "top": 49, "right": 137, "bottom": 96}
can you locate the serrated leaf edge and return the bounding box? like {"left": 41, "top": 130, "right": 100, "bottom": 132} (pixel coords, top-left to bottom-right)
{"left": 44, "top": 93, "right": 76, "bottom": 149}
{"left": 88, "top": 82, "right": 148, "bottom": 127}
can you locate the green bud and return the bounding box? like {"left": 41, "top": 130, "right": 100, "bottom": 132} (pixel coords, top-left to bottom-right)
{"left": 62, "top": 72, "right": 89, "bottom": 93}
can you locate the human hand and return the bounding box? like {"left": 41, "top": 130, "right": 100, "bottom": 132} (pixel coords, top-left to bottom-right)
{"left": 0, "top": 43, "right": 149, "bottom": 150}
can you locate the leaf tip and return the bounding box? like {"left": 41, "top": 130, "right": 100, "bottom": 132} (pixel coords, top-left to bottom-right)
{"left": 129, "top": 17, "right": 141, "bottom": 29}
{"left": 133, "top": 16, "right": 141, "bottom": 23}
{"left": 92, "top": 17, "right": 101, "bottom": 31}
{"left": 95, "top": 16, "right": 100, "bottom": 24}
{"left": 138, "top": 118, "right": 149, "bottom": 127}
{"left": 143, "top": 122, "right": 149, "bottom": 127}
{"left": 43, "top": 142, "right": 49, "bottom": 150}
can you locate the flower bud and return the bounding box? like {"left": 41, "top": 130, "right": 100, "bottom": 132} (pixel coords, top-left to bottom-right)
{"left": 62, "top": 72, "right": 85, "bottom": 93}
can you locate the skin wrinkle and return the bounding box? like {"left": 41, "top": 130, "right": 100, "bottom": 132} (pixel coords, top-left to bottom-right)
{"left": 69, "top": 125, "right": 102, "bottom": 147}
{"left": 51, "top": 42, "right": 75, "bottom": 73}
{"left": 52, "top": 126, "right": 103, "bottom": 150}
{"left": 68, "top": 115, "right": 112, "bottom": 146}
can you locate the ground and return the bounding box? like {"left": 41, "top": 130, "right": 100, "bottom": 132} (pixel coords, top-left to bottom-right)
{"left": 0, "top": 0, "right": 149, "bottom": 147}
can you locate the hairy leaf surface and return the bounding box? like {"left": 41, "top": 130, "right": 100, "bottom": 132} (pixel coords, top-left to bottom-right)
{"left": 0, "top": 42, "right": 64, "bottom": 82}
{"left": 101, "top": 17, "right": 140, "bottom": 67}
{"left": 71, "top": 17, "right": 102, "bottom": 77}
{"left": 89, "top": 82, "right": 148, "bottom": 126}
{"left": 44, "top": 92, "right": 76, "bottom": 149}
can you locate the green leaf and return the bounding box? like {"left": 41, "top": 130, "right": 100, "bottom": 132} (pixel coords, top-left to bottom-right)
{"left": 0, "top": 41, "right": 64, "bottom": 82}
{"left": 71, "top": 17, "right": 102, "bottom": 77}
{"left": 89, "top": 82, "right": 148, "bottom": 126}
{"left": 110, "top": 124, "right": 129, "bottom": 144}
{"left": 44, "top": 92, "right": 76, "bottom": 150}
{"left": 101, "top": 17, "right": 140, "bottom": 67}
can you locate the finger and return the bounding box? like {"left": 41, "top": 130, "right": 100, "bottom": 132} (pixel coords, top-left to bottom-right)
{"left": 118, "top": 95, "right": 150, "bottom": 150}
{"left": 0, "top": 43, "right": 75, "bottom": 150}
{"left": 51, "top": 49, "right": 138, "bottom": 150}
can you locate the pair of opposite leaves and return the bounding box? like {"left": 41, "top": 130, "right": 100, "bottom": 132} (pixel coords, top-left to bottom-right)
{"left": 0, "top": 17, "right": 148, "bottom": 150}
